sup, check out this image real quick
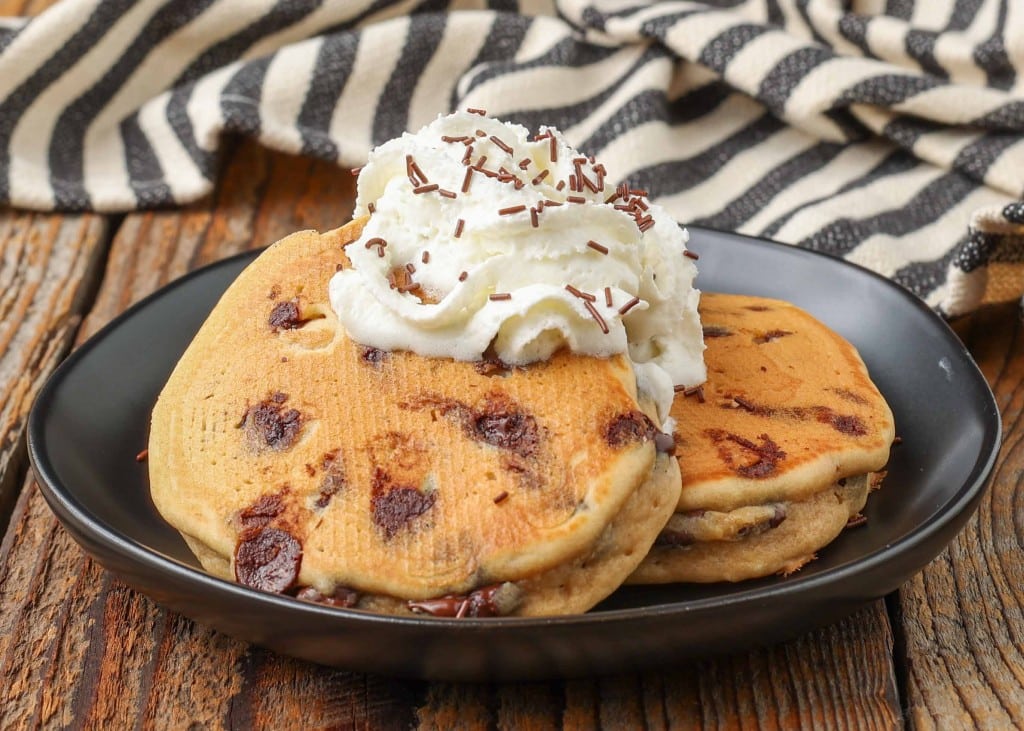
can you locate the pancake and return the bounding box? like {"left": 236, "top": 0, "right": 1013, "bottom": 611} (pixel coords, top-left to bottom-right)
{"left": 630, "top": 293, "right": 894, "bottom": 584}
{"left": 148, "top": 218, "right": 680, "bottom": 617}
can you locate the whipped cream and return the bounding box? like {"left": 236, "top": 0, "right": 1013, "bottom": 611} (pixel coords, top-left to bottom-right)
{"left": 329, "top": 111, "right": 705, "bottom": 422}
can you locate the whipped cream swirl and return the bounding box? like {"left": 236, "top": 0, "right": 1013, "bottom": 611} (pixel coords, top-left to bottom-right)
{"left": 329, "top": 111, "right": 705, "bottom": 421}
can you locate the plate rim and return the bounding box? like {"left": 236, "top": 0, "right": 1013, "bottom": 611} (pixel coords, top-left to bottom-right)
{"left": 26, "top": 226, "right": 1002, "bottom": 631}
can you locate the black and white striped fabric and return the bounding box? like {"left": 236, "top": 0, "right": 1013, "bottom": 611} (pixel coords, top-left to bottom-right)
{"left": 1, "top": 0, "right": 1022, "bottom": 316}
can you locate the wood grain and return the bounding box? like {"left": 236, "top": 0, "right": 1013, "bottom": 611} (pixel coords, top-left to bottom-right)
{"left": 417, "top": 602, "right": 901, "bottom": 730}
{"left": 0, "top": 139, "right": 905, "bottom": 728}
{"left": 0, "top": 211, "right": 108, "bottom": 531}
{"left": 899, "top": 304, "right": 1024, "bottom": 729}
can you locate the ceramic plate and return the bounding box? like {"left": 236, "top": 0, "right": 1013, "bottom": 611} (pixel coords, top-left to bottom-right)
{"left": 28, "top": 227, "right": 1000, "bottom": 681}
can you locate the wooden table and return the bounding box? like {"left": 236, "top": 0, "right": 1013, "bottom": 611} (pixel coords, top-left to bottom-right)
{"left": 0, "top": 20, "right": 1021, "bottom": 731}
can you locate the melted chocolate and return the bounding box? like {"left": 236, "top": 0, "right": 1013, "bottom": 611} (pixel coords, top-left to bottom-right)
{"left": 234, "top": 527, "right": 302, "bottom": 594}
{"left": 737, "top": 503, "right": 787, "bottom": 538}
{"left": 707, "top": 429, "right": 786, "bottom": 479}
{"left": 816, "top": 408, "right": 867, "bottom": 436}
{"left": 407, "top": 583, "right": 514, "bottom": 618}
{"left": 315, "top": 450, "right": 346, "bottom": 509}
{"left": 605, "top": 411, "right": 656, "bottom": 448}
{"left": 361, "top": 347, "right": 387, "bottom": 366}
{"left": 725, "top": 396, "right": 868, "bottom": 438}
{"left": 474, "top": 410, "right": 539, "bottom": 457}
{"left": 268, "top": 300, "right": 305, "bottom": 330}
{"left": 238, "top": 489, "right": 287, "bottom": 529}
{"left": 403, "top": 392, "right": 540, "bottom": 458}
{"left": 244, "top": 394, "right": 303, "bottom": 450}
{"left": 829, "top": 387, "right": 870, "bottom": 406}
{"left": 371, "top": 470, "right": 436, "bottom": 539}
{"left": 654, "top": 528, "right": 695, "bottom": 547}
{"left": 474, "top": 358, "right": 512, "bottom": 377}
{"left": 702, "top": 325, "right": 732, "bottom": 338}
{"left": 295, "top": 585, "right": 359, "bottom": 608}
{"left": 753, "top": 329, "right": 792, "bottom": 344}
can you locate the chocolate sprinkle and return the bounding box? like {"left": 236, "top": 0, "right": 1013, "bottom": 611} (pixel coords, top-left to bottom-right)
{"left": 618, "top": 297, "right": 641, "bottom": 315}
{"left": 454, "top": 218, "right": 465, "bottom": 238}
{"left": 489, "top": 135, "right": 513, "bottom": 154}
{"left": 584, "top": 300, "right": 609, "bottom": 333}
{"left": 565, "top": 284, "right": 596, "bottom": 302}
{"left": 498, "top": 204, "right": 526, "bottom": 216}
{"left": 586, "top": 240, "right": 609, "bottom": 254}
{"left": 846, "top": 513, "right": 868, "bottom": 529}
{"left": 489, "top": 293, "right": 512, "bottom": 301}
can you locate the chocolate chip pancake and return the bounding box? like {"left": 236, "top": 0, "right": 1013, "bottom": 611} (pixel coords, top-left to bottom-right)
{"left": 629, "top": 293, "right": 895, "bottom": 584}
{"left": 148, "top": 218, "right": 680, "bottom": 617}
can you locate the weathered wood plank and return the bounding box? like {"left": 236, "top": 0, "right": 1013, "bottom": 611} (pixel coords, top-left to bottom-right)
{"left": 416, "top": 602, "right": 901, "bottom": 730}
{"left": 0, "top": 211, "right": 108, "bottom": 531}
{"left": 900, "top": 303, "right": 1024, "bottom": 729}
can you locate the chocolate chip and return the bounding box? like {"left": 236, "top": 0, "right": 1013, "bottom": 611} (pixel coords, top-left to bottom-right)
{"left": 474, "top": 410, "right": 539, "bottom": 457}
{"left": 753, "top": 329, "right": 792, "bottom": 344}
{"left": 295, "top": 585, "right": 359, "bottom": 608}
{"left": 829, "top": 387, "right": 870, "bottom": 406}
{"left": 702, "top": 325, "right": 732, "bottom": 338}
{"left": 244, "top": 396, "right": 304, "bottom": 450}
{"left": 315, "top": 451, "right": 346, "bottom": 509}
{"left": 234, "top": 527, "right": 302, "bottom": 594}
{"left": 605, "top": 411, "right": 656, "bottom": 448}
{"left": 655, "top": 528, "right": 695, "bottom": 547}
{"left": 707, "top": 429, "right": 786, "bottom": 479}
{"left": 816, "top": 408, "right": 867, "bottom": 436}
{"left": 769, "top": 503, "right": 787, "bottom": 529}
{"left": 269, "top": 300, "right": 305, "bottom": 330}
{"left": 238, "top": 490, "right": 286, "bottom": 529}
{"left": 371, "top": 470, "right": 436, "bottom": 539}
{"left": 737, "top": 504, "right": 787, "bottom": 539}
{"left": 361, "top": 347, "right": 387, "bottom": 366}
{"left": 654, "top": 431, "right": 676, "bottom": 453}
{"left": 474, "top": 358, "right": 512, "bottom": 376}
{"left": 407, "top": 582, "right": 521, "bottom": 618}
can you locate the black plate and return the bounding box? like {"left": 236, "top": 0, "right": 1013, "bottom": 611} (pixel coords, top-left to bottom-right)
{"left": 28, "top": 227, "right": 1000, "bottom": 681}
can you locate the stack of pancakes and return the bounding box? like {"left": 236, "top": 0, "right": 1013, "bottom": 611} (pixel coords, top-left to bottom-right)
{"left": 149, "top": 221, "right": 894, "bottom": 617}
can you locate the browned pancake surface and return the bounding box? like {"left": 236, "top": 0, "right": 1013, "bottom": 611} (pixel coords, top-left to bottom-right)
{"left": 630, "top": 292, "right": 894, "bottom": 585}
{"left": 671, "top": 293, "right": 894, "bottom": 513}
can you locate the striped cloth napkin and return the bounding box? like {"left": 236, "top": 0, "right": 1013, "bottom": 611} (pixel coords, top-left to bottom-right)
{"left": 0, "top": 0, "right": 1021, "bottom": 316}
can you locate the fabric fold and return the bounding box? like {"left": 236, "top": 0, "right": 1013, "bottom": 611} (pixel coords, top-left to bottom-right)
{"left": 0, "top": 0, "right": 1020, "bottom": 316}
